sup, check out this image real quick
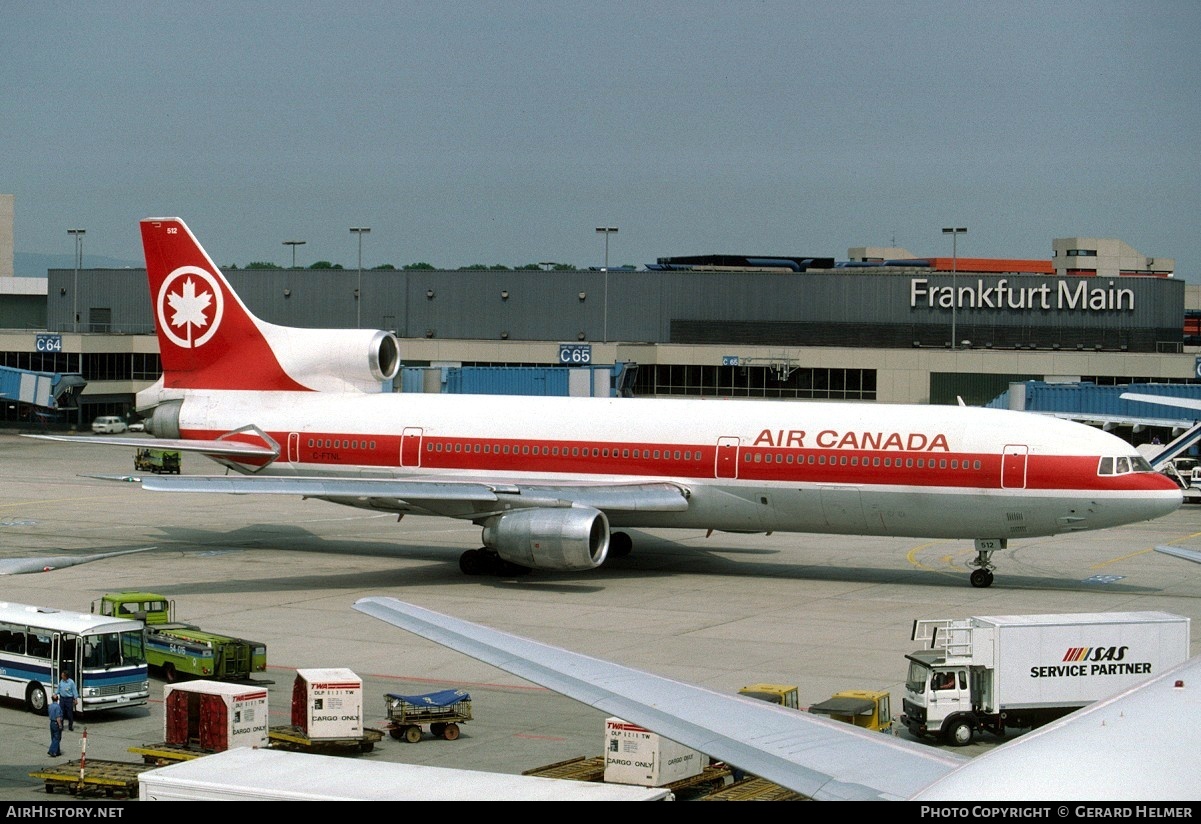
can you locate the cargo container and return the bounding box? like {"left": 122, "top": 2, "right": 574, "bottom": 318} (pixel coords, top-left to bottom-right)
{"left": 290, "top": 667, "right": 364, "bottom": 740}
{"left": 900, "top": 611, "right": 1189, "bottom": 746}
{"left": 603, "top": 717, "right": 708, "bottom": 787}
{"left": 138, "top": 747, "right": 674, "bottom": 800}
{"left": 163, "top": 680, "right": 269, "bottom": 751}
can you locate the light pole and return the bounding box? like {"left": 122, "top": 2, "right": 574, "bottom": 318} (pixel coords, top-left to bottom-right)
{"left": 942, "top": 227, "right": 966, "bottom": 349}
{"left": 349, "top": 227, "right": 370, "bottom": 328}
{"left": 595, "top": 227, "right": 618, "bottom": 342}
{"left": 67, "top": 229, "right": 85, "bottom": 333}
{"left": 283, "top": 240, "right": 306, "bottom": 268}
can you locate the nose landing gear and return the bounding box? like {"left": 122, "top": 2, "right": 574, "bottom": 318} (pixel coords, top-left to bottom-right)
{"left": 968, "top": 538, "right": 1005, "bottom": 588}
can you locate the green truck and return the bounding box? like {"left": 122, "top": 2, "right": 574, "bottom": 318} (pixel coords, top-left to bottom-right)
{"left": 91, "top": 592, "right": 267, "bottom": 683}
{"left": 134, "top": 448, "right": 181, "bottom": 474}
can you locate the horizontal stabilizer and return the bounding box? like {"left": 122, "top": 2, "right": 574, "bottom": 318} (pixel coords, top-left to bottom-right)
{"left": 89, "top": 474, "right": 502, "bottom": 502}
{"left": 22, "top": 433, "right": 277, "bottom": 458}
{"left": 78, "top": 474, "right": 690, "bottom": 517}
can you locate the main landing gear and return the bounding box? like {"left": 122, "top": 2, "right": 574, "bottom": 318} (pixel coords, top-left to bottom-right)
{"left": 456, "top": 531, "right": 635, "bottom": 577}
{"left": 458, "top": 549, "right": 530, "bottom": 577}
{"left": 608, "top": 531, "right": 633, "bottom": 558}
{"left": 968, "top": 538, "right": 1004, "bottom": 588}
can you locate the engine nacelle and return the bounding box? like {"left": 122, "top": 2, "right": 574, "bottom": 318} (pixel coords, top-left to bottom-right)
{"left": 264, "top": 327, "right": 401, "bottom": 392}
{"left": 483, "top": 507, "right": 610, "bottom": 572}
{"left": 143, "top": 398, "right": 182, "bottom": 439}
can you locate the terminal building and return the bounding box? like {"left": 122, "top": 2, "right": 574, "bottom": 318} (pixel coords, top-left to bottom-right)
{"left": 1, "top": 195, "right": 1199, "bottom": 440}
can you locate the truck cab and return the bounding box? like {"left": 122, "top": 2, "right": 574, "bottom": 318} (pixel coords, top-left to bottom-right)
{"left": 901, "top": 649, "right": 977, "bottom": 745}
{"left": 737, "top": 683, "right": 799, "bottom": 709}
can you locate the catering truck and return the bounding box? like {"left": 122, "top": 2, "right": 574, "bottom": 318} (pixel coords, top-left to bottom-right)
{"left": 900, "top": 611, "right": 1189, "bottom": 746}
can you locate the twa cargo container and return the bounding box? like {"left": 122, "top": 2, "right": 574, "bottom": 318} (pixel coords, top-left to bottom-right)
{"left": 291, "top": 667, "right": 364, "bottom": 740}
{"left": 603, "top": 717, "right": 708, "bottom": 786}
{"left": 163, "top": 680, "right": 269, "bottom": 751}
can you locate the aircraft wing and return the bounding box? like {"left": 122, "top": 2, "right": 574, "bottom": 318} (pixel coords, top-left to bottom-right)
{"left": 79, "top": 474, "right": 690, "bottom": 517}
{"left": 0, "top": 546, "right": 156, "bottom": 575}
{"left": 352, "top": 596, "right": 966, "bottom": 801}
{"left": 1155, "top": 544, "right": 1201, "bottom": 564}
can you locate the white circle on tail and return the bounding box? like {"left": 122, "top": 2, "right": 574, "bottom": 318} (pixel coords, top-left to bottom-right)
{"left": 157, "top": 266, "right": 224, "bottom": 349}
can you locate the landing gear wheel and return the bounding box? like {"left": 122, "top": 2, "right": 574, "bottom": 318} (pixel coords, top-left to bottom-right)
{"left": 442, "top": 723, "right": 460, "bottom": 741}
{"left": 968, "top": 539, "right": 1002, "bottom": 589}
{"left": 970, "top": 568, "right": 994, "bottom": 588}
{"left": 459, "top": 549, "right": 487, "bottom": 575}
{"left": 26, "top": 683, "right": 48, "bottom": 715}
{"left": 609, "top": 531, "right": 633, "bottom": 558}
{"left": 403, "top": 725, "right": 422, "bottom": 744}
{"left": 494, "top": 558, "right": 531, "bottom": 577}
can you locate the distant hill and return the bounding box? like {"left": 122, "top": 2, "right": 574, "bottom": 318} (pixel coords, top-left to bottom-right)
{"left": 14, "top": 252, "right": 142, "bottom": 277}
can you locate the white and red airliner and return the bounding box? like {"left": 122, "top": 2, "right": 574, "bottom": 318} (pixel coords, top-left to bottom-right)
{"left": 32, "top": 217, "right": 1183, "bottom": 586}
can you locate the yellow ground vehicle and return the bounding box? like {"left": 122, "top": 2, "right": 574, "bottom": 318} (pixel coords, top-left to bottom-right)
{"left": 738, "top": 683, "right": 892, "bottom": 733}
{"left": 737, "top": 683, "right": 800, "bottom": 709}
{"left": 806, "top": 689, "right": 892, "bottom": 733}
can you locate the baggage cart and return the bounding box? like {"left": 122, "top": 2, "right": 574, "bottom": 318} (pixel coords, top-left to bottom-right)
{"left": 385, "top": 688, "right": 472, "bottom": 742}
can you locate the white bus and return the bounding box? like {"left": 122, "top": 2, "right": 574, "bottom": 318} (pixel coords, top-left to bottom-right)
{"left": 0, "top": 601, "right": 149, "bottom": 715}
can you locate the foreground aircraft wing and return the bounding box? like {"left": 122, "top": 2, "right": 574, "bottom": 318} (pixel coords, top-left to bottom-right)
{"left": 79, "top": 474, "right": 690, "bottom": 516}
{"left": 355, "top": 597, "right": 1201, "bottom": 801}
{"left": 0, "top": 546, "right": 156, "bottom": 575}
{"left": 352, "top": 596, "right": 965, "bottom": 801}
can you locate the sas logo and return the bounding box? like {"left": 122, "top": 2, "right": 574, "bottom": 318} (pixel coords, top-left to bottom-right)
{"left": 157, "top": 266, "right": 224, "bottom": 349}
{"left": 1061, "top": 646, "right": 1129, "bottom": 663}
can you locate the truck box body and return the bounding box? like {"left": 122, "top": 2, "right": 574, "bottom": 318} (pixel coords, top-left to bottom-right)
{"left": 901, "top": 611, "right": 1190, "bottom": 745}
{"left": 603, "top": 717, "right": 708, "bottom": 786}
{"left": 291, "top": 667, "right": 364, "bottom": 740}
{"left": 138, "top": 747, "right": 674, "bottom": 800}
{"left": 163, "top": 680, "right": 269, "bottom": 750}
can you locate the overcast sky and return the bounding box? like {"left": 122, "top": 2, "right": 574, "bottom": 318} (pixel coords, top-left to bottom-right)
{"left": 6, "top": 2, "right": 1200, "bottom": 280}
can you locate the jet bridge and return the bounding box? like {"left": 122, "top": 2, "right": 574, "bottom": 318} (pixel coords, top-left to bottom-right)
{"left": 0, "top": 366, "right": 85, "bottom": 421}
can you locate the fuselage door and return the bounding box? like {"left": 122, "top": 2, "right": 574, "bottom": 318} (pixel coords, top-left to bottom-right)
{"left": 716, "top": 436, "right": 739, "bottom": 479}
{"left": 288, "top": 432, "right": 300, "bottom": 464}
{"left": 400, "top": 427, "right": 423, "bottom": 468}
{"left": 1001, "top": 444, "right": 1029, "bottom": 489}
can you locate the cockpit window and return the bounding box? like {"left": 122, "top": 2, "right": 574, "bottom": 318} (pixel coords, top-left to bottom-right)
{"left": 1099, "top": 455, "right": 1154, "bottom": 476}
